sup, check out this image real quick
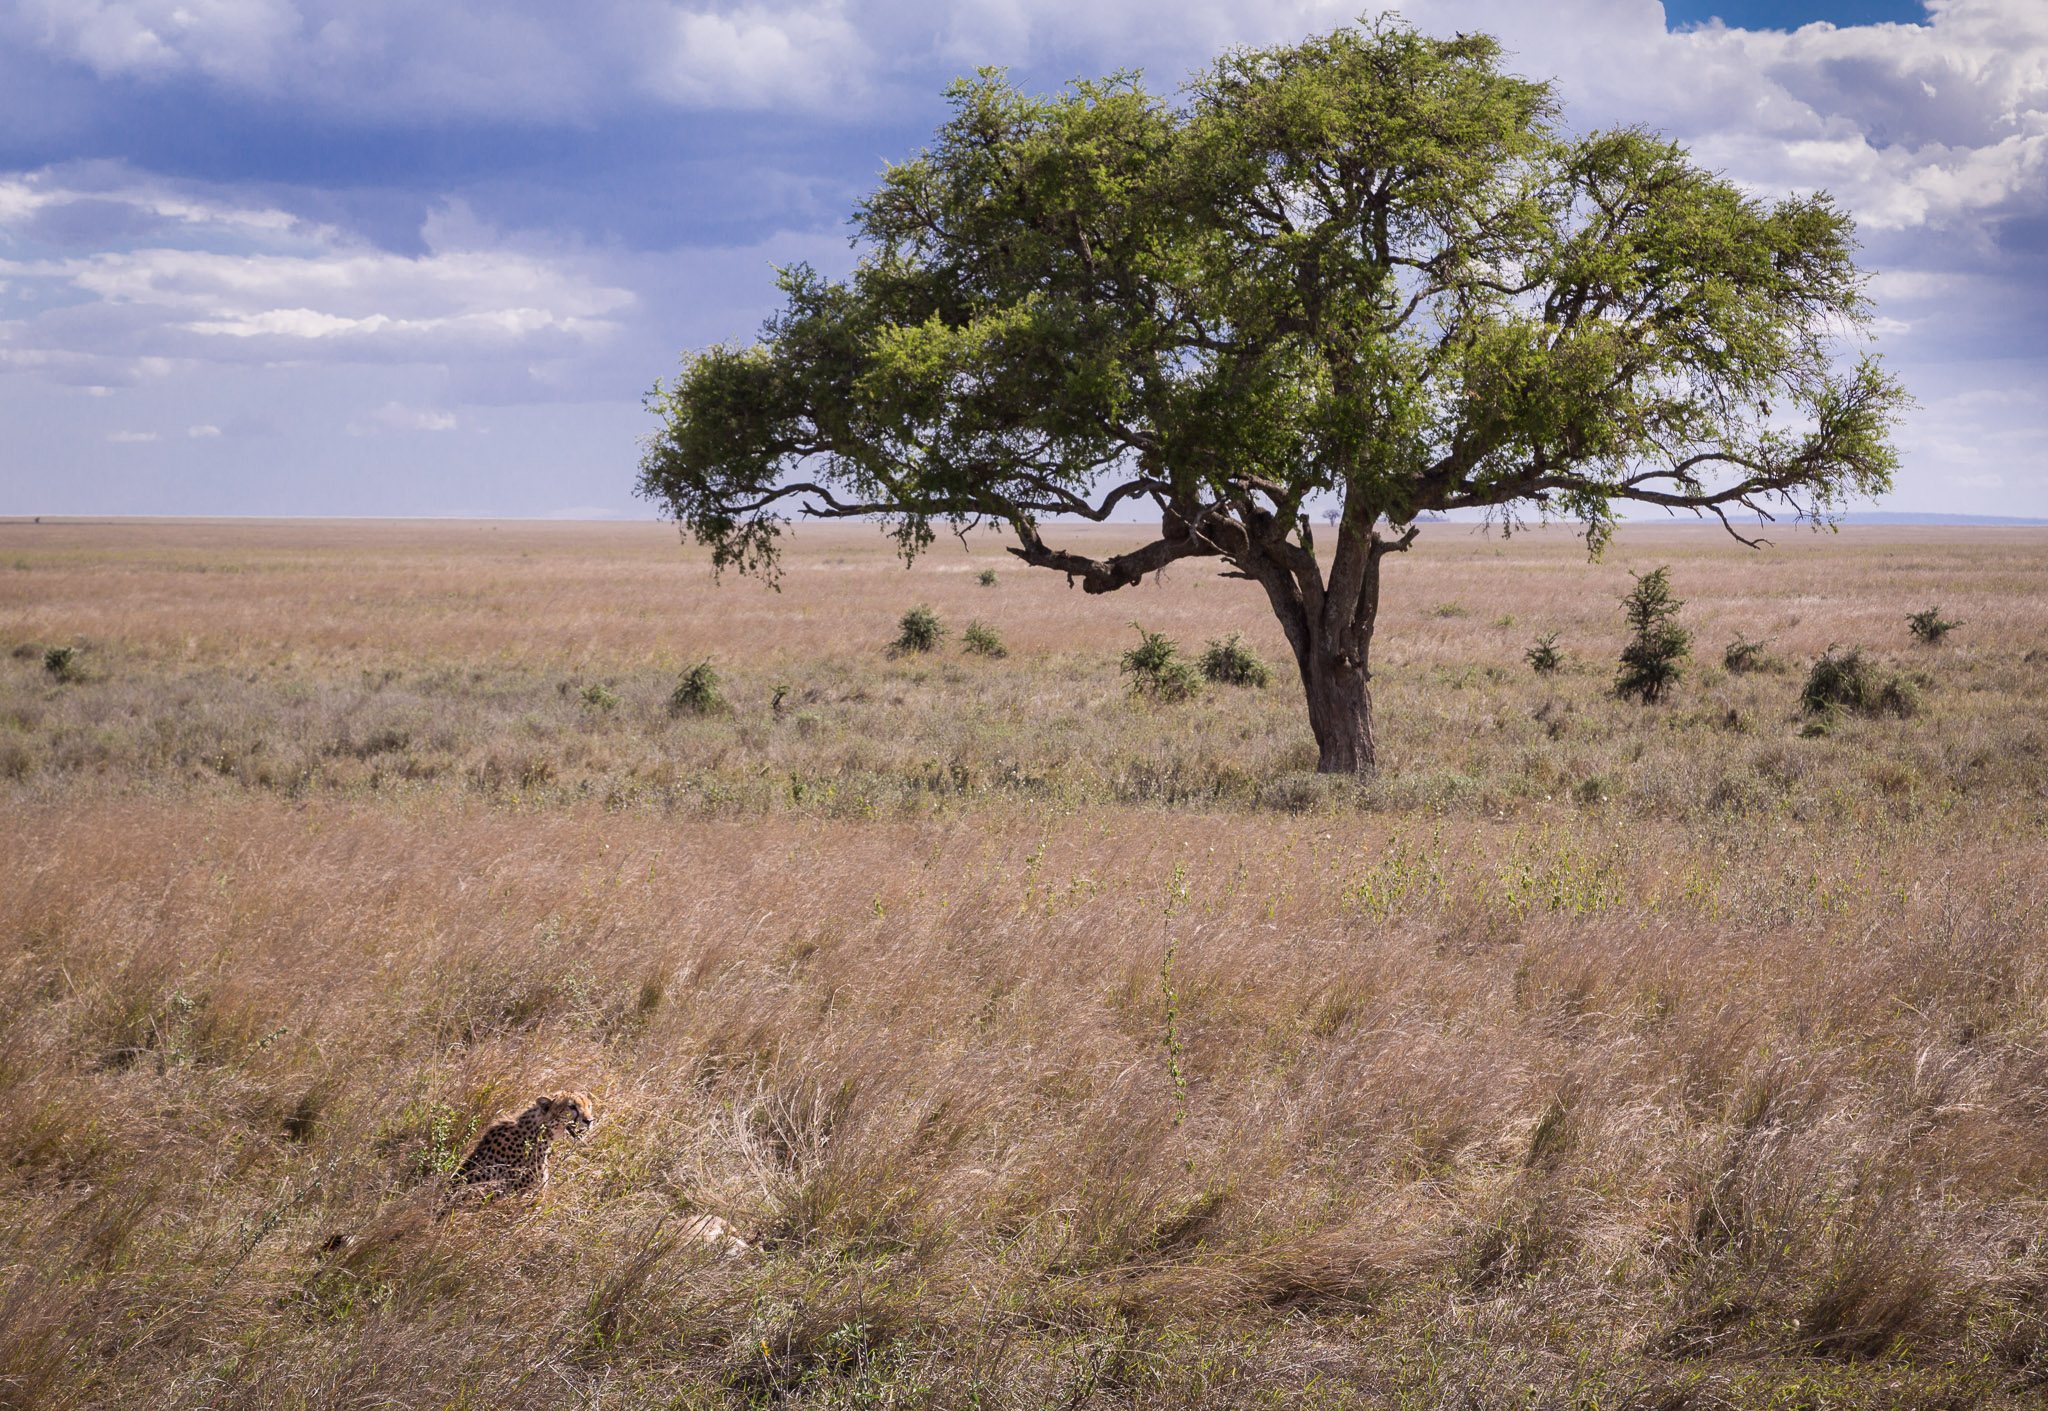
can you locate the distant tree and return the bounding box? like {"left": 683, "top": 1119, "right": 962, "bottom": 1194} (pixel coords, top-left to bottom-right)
{"left": 638, "top": 20, "right": 1905, "bottom": 772}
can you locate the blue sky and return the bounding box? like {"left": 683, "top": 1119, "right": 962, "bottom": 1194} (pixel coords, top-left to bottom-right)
{"left": 2, "top": 0, "right": 2043, "bottom": 519}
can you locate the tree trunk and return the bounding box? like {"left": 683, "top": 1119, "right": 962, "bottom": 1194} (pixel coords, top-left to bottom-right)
{"left": 1166, "top": 499, "right": 1406, "bottom": 776}
{"left": 1255, "top": 516, "right": 1394, "bottom": 775}
{"left": 1294, "top": 509, "right": 1392, "bottom": 770}
{"left": 1303, "top": 643, "right": 1376, "bottom": 773}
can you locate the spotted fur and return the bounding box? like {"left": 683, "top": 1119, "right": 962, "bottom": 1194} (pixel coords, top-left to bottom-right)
{"left": 450, "top": 1092, "right": 595, "bottom": 1199}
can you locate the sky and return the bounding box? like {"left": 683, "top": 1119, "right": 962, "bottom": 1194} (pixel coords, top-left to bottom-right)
{"left": 0, "top": 0, "right": 2042, "bottom": 520}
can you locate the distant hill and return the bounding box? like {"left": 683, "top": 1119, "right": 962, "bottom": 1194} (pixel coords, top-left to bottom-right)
{"left": 1837, "top": 512, "right": 2048, "bottom": 526}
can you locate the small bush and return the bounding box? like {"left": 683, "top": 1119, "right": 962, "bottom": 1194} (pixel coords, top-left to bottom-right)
{"left": 1801, "top": 645, "right": 1919, "bottom": 719}
{"left": 976, "top": 568, "right": 998, "bottom": 587}
{"left": 1431, "top": 601, "right": 1468, "bottom": 619}
{"left": 1723, "top": 634, "right": 1776, "bottom": 674}
{"left": 1121, "top": 624, "right": 1199, "bottom": 701}
{"left": 1907, "top": 605, "right": 1962, "bottom": 644}
{"left": 961, "top": 620, "right": 1006, "bottom": 658}
{"left": 579, "top": 683, "right": 619, "bottom": 711}
{"left": 43, "top": 645, "right": 78, "bottom": 681}
{"left": 1200, "top": 633, "right": 1271, "bottom": 687}
{"left": 668, "top": 660, "right": 725, "bottom": 715}
{"left": 1524, "top": 632, "right": 1563, "bottom": 675}
{"left": 1615, "top": 567, "right": 1690, "bottom": 704}
{"left": 891, "top": 605, "right": 945, "bottom": 654}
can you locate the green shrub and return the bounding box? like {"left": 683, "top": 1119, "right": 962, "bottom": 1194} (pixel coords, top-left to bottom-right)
{"left": 961, "top": 620, "right": 1007, "bottom": 658}
{"left": 579, "top": 683, "right": 619, "bottom": 711}
{"left": 1723, "top": 634, "right": 1776, "bottom": 673}
{"left": 1121, "top": 624, "right": 1199, "bottom": 701}
{"left": 668, "top": 659, "right": 725, "bottom": 715}
{"left": 892, "top": 605, "right": 945, "bottom": 654}
{"left": 1431, "top": 601, "right": 1468, "bottom": 619}
{"left": 1801, "top": 645, "right": 1918, "bottom": 719}
{"left": 1199, "top": 632, "right": 1270, "bottom": 687}
{"left": 1615, "top": 567, "right": 1690, "bottom": 704}
{"left": 1907, "top": 605, "right": 1962, "bottom": 644}
{"left": 43, "top": 645, "right": 78, "bottom": 681}
{"left": 976, "top": 568, "right": 998, "bottom": 587}
{"left": 1524, "top": 632, "right": 1563, "bottom": 675}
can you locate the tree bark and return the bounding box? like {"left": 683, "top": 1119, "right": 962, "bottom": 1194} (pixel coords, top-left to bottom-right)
{"left": 1242, "top": 511, "right": 1401, "bottom": 775}
{"left": 1303, "top": 643, "right": 1377, "bottom": 774}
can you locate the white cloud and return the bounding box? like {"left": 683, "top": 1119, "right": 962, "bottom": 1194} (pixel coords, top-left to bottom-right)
{"left": 5, "top": 0, "right": 887, "bottom": 115}
{"left": 104, "top": 427, "right": 155, "bottom": 440}
{"left": 13, "top": 0, "right": 300, "bottom": 82}
{"left": 8, "top": 2, "right": 2041, "bottom": 231}
{"left": 347, "top": 401, "right": 459, "bottom": 435}
{"left": 1561, "top": 1, "right": 2047, "bottom": 238}
{"left": 0, "top": 167, "right": 315, "bottom": 241}
{"left": 650, "top": 3, "right": 871, "bottom": 107}
{"left": 186, "top": 422, "right": 218, "bottom": 435}
{"left": 0, "top": 181, "right": 635, "bottom": 385}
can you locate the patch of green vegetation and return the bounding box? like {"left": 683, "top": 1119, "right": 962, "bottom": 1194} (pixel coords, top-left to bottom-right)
{"left": 891, "top": 604, "right": 944, "bottom": 654}
{"left": 1199, "top": 633, "right": 1270, "bottom": 687}
{"left": 1908, "top": 604, "right": 1963, "bottom": 643}
{"left": 961, "top": 620, "right": 1006, "bottom": 658}
{"left": 668, "top": 660, "right": 724, "bottom": 715}
{"left": 1121, "top": 624, "right": 1199, "bottom": 701}
{"left": 1802, "top": 645, "right": 1919, "bottom": 719}
{"left": 1615, "top": 567, "right": 1689, "bottom": 704}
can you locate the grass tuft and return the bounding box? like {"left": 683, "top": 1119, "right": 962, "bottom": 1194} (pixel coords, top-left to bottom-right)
{"left": 961, "top": 620, "right": 1007, "bottom": 658}
{"left": 42, "top": 644, "right": 78, "bottom": 682}
{"left": 1121, "top": 624, "right": 1200, "bottom": 700}
{"left": 1801, "top": 645, "right": 1919, "bottom": 718}
{"left": 668, "top": 659, "right": 725, "bottom": 715}
{"left": 1199, "top": 632, "right": 1271, "bottom": 687}
{"left": 891, "top": 604, "right": 944, "bottom": 654}
{"left": 1724, "top": 633, "right": 1778, "bottom": 673}
{"left": 1908, "top": 605, "right": 1963, "bottom": 644}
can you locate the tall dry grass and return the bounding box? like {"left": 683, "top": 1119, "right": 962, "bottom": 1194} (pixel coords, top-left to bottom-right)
{"left": 3, "top": 519, "right": 2048, "bottom": 1406}
{"left": 4, "top": 801, "right": 2047, "bottom": 1405}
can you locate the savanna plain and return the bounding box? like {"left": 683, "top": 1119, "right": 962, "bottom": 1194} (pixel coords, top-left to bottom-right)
{"left": 4, "top": 517, "right": 2048, "bottom": 1410}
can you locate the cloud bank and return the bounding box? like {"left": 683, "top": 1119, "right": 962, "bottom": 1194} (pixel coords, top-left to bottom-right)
{"left": 1, "top": 0, "right": 2042, "bottom": 515}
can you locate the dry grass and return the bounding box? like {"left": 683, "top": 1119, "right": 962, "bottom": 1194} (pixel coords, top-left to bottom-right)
{"left": 4, "top": 519, "right": 2045, "bottom": 825}
{"left": 3, "top": 518, "right": 2048, "bottom": 1407}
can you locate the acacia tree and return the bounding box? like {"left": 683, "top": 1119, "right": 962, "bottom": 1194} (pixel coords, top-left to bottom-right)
{"left": 638, "top": 21, "right": 1905, "bottom": 773}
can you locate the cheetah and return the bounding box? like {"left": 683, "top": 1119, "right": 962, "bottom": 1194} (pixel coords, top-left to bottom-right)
{"left": 447, "top": 1091, "right": 595, "bottom": 1202}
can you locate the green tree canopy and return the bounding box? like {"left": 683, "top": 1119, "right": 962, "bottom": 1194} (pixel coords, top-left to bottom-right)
{"left": 638, "top": 19, "right": 1905, "bottom": 772}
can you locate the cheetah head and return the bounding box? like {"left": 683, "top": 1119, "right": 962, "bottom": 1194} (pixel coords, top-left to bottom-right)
{"left": 544, "top": 1092, "right": 595, "bottom": 1141}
